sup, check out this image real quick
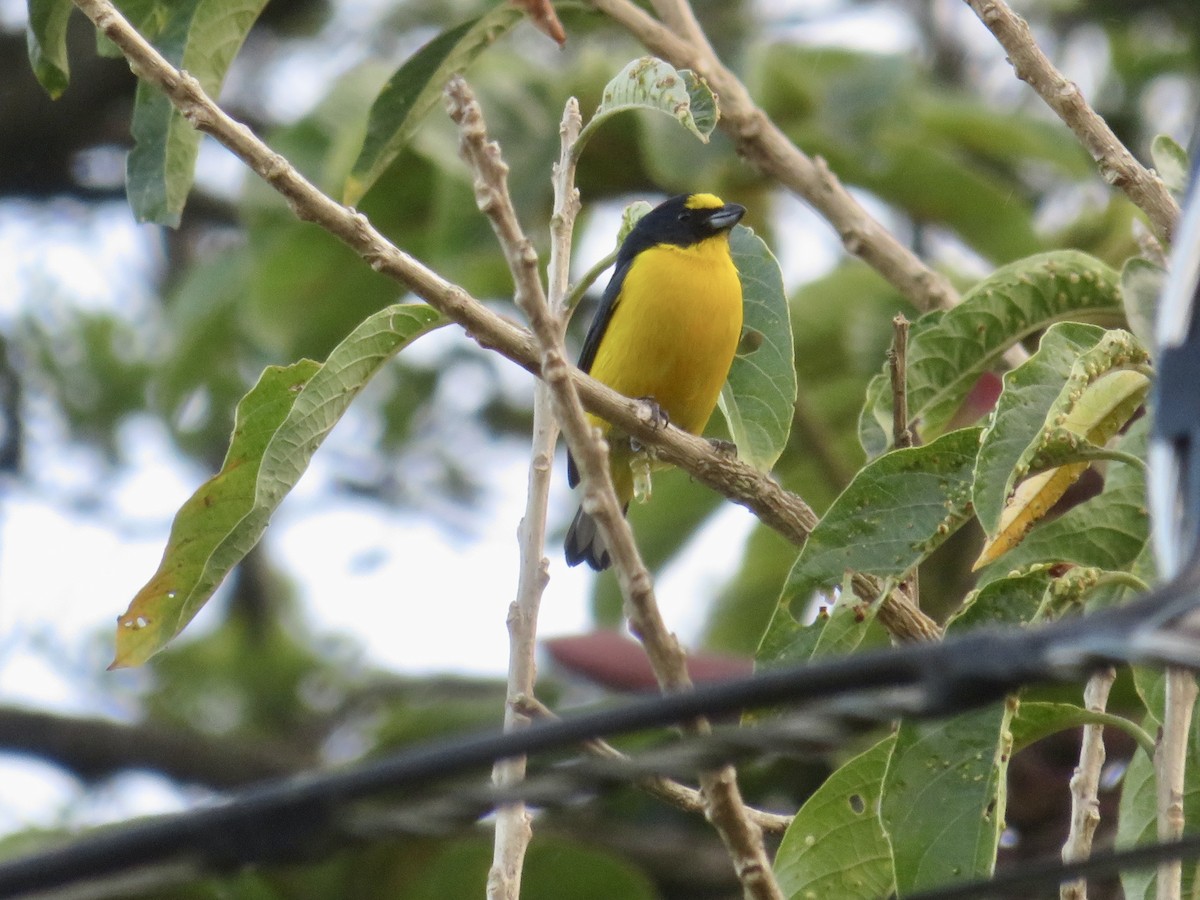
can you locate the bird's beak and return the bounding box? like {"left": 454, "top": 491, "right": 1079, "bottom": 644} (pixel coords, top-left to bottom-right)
{"left": 705, "top": 203, "right": 746, "bottom": 231}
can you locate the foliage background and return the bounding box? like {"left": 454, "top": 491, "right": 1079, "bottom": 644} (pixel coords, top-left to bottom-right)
{"left": 0, "top": 0, "right": 1198, "bottom": 896}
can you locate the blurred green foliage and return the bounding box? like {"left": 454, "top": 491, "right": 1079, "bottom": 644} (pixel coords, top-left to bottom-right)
{"left": 7, "top": 0, "right": 1200, "bottom": 895}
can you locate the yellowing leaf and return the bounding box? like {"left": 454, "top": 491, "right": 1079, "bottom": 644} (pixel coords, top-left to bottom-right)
{"left": 975, "top": 365, "right": 1149, "bottom": 568}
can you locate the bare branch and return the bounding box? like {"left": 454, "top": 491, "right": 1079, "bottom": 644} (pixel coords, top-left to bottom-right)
{"left": 962, "top": 0, "right": 1179, "bottom": 243}
{"left": 588, "top": 0, "right": 960, "bottom": 312}
{"left": 1156, "top": 669, "right": 1197, "bottom": 900}
{"left": 514, "top": 694, "right": 792, "bottom": 834}
{"left": 1060, "top": 666, "right": 1116, "bottom": 900}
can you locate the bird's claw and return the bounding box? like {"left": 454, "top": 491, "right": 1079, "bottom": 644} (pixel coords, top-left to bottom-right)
{"left": 635, "top": 396, "right": 670, "bottom": 430}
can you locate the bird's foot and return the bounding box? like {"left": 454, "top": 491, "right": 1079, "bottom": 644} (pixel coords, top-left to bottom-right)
{"left": 630, "top": 397, "right": 668, "bottom": 455}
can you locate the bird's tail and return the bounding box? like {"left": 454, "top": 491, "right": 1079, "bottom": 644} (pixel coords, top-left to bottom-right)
{"left": 565, "top": 505, "right": 610, "bottom": 570}
{"left": 565, "top": 502, "right": 632, "bottom": 571}
{"left": 565, "top": 448, "right": 634, "bottom": 571}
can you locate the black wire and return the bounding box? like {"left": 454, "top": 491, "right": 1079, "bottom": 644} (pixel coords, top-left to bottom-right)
{"left": 2, "top": 566, "right": 1200, "bottom": 897}
{"left": 906, "top": 834, "right": 1200, "bottom": 900}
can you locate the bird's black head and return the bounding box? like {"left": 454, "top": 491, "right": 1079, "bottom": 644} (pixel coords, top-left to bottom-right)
{"left": 619, "top": 193, "right": 745, "bottom": 261}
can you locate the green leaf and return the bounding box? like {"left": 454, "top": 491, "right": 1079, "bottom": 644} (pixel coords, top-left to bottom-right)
{"left": 1011, "top": 701, "right": 1153, "bottom": 755}
{"left": 26, "top": 0, "right": 73, "bottom": 98}
{"left": 125, "top": 0, "right": 271, "bottom": 225}
{"left": 1151, "top": 133, "right": 1189, "bottom": 196}
{"left": 720, "top": 225, "right": 796, "bottom": 472}
{"left": 780, "top": 427, "right": 981, "bottom": 615}
{"left": 973, "top": 325, "right": 1149, "bottom": 565}
{"left": 947, "top": 566, "right": 1057, "bottom": 630}
{"left": 576, "top": 57, "right": 718, "bottom": 153}
{"left": 775, "top": 736, "right": 897, "bottom": 899}
{"left": 113, "top": 305, "right": 446, "bottom": 666}
{"left": 756, "top": 571, "right": 888, "bottom": 670}
{"left": 859, "top": 251, "right": 1122, "bottom": 457}
{"left": 881, "top": 704, "right": 1012, "bottom": 894}
{"left": 343, "top": 6, "right": 522, "bottom": 205}
{"left": 1121, "top": 257, "right": 1165, "bottom": 351}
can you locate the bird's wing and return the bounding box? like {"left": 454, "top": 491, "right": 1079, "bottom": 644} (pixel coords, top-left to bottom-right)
{"left": 568, "top": 257, "right": 634, "bottom": 488}
{"left": 577, "top": 257, "right": 632, "bottom": 374}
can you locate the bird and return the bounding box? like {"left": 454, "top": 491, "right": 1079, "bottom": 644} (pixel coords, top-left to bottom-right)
{"left": 564, "top": 192, "right": 746, "bottom": 570}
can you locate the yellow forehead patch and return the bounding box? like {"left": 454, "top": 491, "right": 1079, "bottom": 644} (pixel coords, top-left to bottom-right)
{"left": 684, "top": 193, "right": 725, "bottom": 210}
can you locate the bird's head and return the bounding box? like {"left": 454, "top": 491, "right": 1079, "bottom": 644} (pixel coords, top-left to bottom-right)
{"left": 625, "top": 193, "right": 746, "bottom": 254}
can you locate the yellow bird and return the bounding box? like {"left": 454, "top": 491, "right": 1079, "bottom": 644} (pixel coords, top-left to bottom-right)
{"left": 565, "top": 193, "right": 745, "bottom": 570}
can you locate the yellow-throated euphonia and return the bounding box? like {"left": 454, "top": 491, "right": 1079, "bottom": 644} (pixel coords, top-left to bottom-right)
{"left": 565, "top": 193, "right": 745, "bottom": 570}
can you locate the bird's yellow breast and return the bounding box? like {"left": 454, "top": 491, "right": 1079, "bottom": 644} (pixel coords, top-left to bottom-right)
{"left": 587, "top": 233, "right": 743, "bottom": 437}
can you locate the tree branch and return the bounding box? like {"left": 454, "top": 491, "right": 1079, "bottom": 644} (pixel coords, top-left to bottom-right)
{"left": 1060, "top": 666, "right": 1115, "bottom": 900}
{"left": 513, "top": 694, "right": 792, "bottom": 834}
{"left": 1156, "top": 669, "right": 1197, "bottom": 900}
{"left": 0, "top": 706, "right": 309, "bottom": 788}
{"left": 961, "top": 0, "right": 1179, "bottom": 243}
{"left": 588, "top": 0, "right": 960, "bottom": 313}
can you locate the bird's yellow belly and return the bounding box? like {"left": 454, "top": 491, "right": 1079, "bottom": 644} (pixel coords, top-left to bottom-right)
{"left": 587, "top": 237, "right": 743, "bottom": 436}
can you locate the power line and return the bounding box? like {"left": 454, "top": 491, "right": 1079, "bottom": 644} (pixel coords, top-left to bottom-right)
{"left": 3, "top": 564, "right": 1200, "bottom": 897}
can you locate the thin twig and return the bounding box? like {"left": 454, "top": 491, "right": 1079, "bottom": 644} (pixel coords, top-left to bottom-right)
{"left": 446, "top": 77, "right": 783, "bottom": 900}
{"left": 1156, "top": 669, "right": 1197, "bottom": 900}
{"left": 487, "top": 391, "right": 550, "bottom": 899}
{"left": 1060, "top": 666, "right": 1116, "bottom": 900}
{"left": 486, "top": 97, "right": 587, "bottom": 900}
{"left": 513, "top": 694, "right": 792, "bottom": 834}
{"left": 961, "top": 0, "right": 1179, "bottom": 243}
{"left": 889, "top": 314, "right": 913, "bottom": 450}
{"left": 887, "top": 314, "right": 920, "bottom": 609}
{"left": 589, "top": 0, "right": 960, "bottom": 313}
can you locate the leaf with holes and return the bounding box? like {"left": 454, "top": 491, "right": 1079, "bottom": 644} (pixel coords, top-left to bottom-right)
{"left": 859, "top": 251, "right": 1122, "bottom": 457}
{"left": 720, "top": 226, "right": 795, "bottom": 472}
{"left": 974, "top": 328, "right": 1149, "bottom": 568}
{"left": 779, "top": 427, "right": 980, "bottom": 617}
{"left": 882, "top": 704, "right": 1012, "bottom": 894}
{"left": 775, "top": 735, "right": 896, "bottom": 899}
{"left": 576, "top": 57, "right": 717, "bottom": 153}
